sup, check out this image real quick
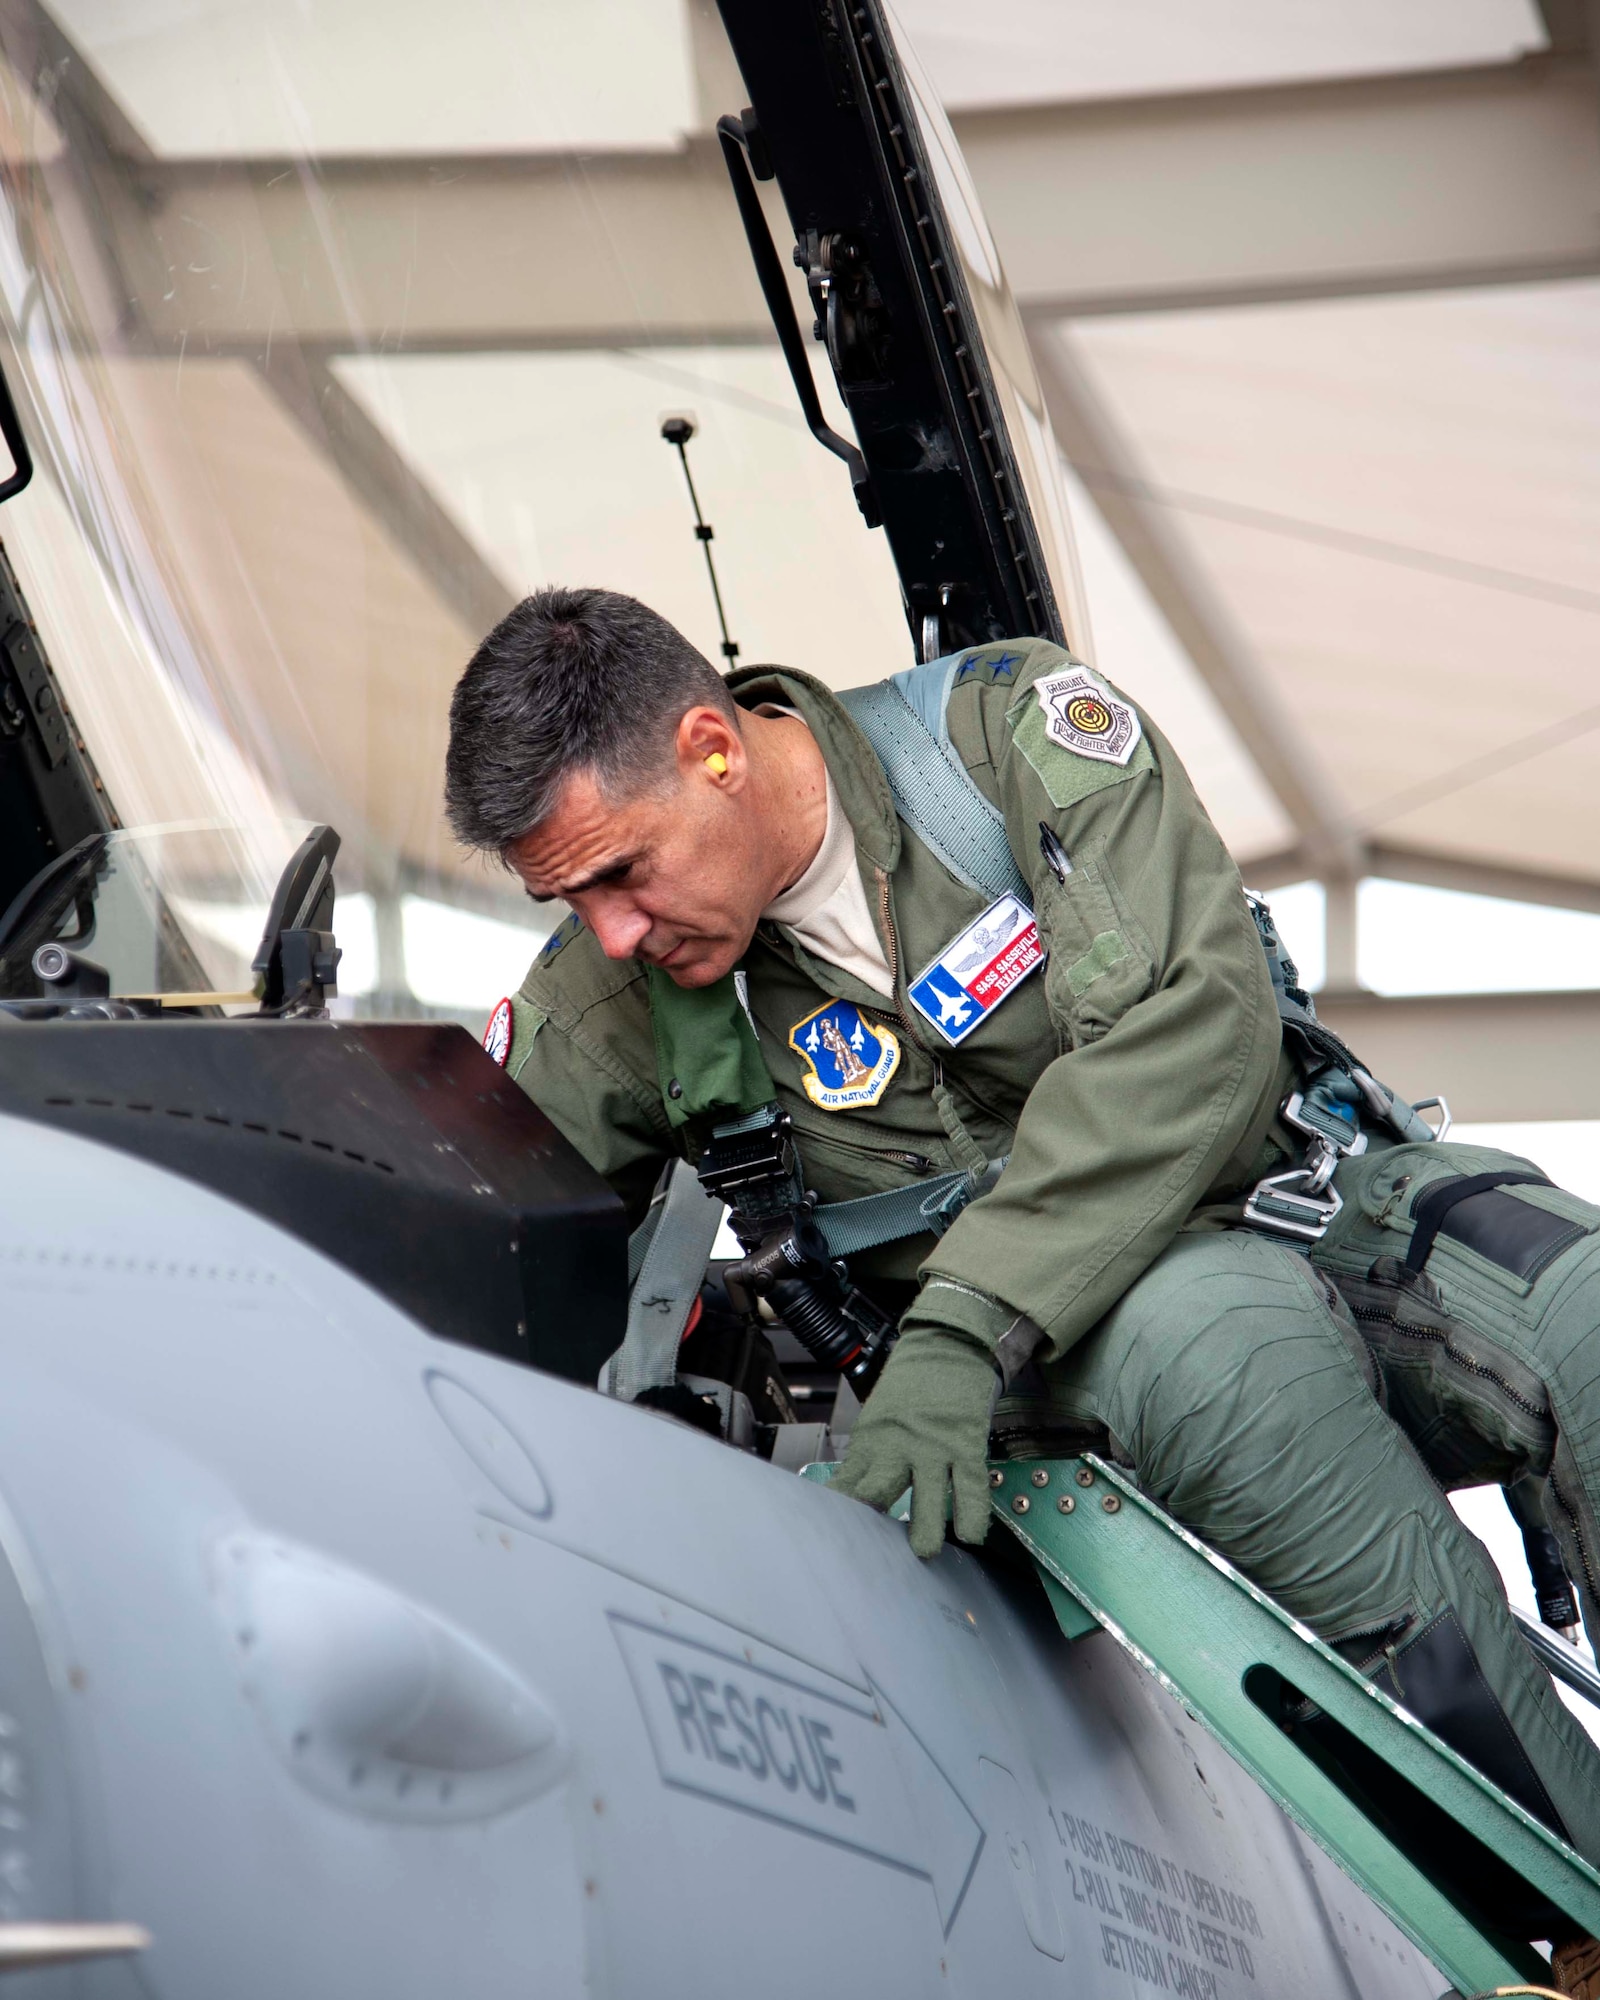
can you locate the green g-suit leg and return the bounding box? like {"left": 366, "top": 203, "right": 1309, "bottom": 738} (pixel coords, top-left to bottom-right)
{"left": 1317, "top": 1137, "right": 1600, "bottom": 1673}
{"left": 1001, "top": 1226, "right": 1600, "bottom": 1874}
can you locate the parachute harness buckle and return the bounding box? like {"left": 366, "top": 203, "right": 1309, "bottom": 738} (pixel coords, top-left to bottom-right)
{"left": 1243, "top": 1089, "right": 1369, "bottom": 1244}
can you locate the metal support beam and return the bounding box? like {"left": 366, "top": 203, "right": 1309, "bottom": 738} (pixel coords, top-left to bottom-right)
{"left": 1314, "top": 989, "right": 1600, "bottom": 1122}
{"left": 1366, "top": 843, "right": 1600, "bottom": 918}
{"left": 10, "top": 0, "right": 152, "bottom": 161}
{"left": 66, "top": 55, "right": 1600, "bottom": 359}
{"left": 1241, "top": 842, "right": 1600, "bottom": 918}
{"left": 368, "top": 885, "right": 410, "bottom": 1016}
{"left": 962, "top": 54, "right": 1600, "bottom": 318}
{"left": 1235, "top": 849, "right": 1324, "bottom": 893}
{"left": 1324, "top": 877, "right": 1360, "bottom": 991}
{"left": 104, "top": 144, "right": 775, "bottom": 357}
{"left": 1031, "top": 328, "right": 1359, "bottom": 879}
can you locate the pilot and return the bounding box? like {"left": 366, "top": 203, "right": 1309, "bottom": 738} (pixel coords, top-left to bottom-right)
{"left": 446, "top": 585, "right": 1600, "bottom": 1964}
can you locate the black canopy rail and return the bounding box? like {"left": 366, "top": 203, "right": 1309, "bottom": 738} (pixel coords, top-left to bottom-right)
{"left": 714, "top": 0, "right": 1064, "bottom": 659}
{"left": 716, "top": 113, "right": 880, "bottom": 530}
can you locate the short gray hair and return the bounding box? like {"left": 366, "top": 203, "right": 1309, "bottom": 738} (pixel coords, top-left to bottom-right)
{"left": 445, "top": 587, "right": 737, "bottom": 853}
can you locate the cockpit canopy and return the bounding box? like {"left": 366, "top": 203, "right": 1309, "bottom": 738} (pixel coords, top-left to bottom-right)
{"left": 0, "top": 2, "right": 1084, "bottom": 1023}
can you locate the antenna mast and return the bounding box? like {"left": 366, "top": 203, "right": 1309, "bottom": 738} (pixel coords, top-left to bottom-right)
{"left": 660, "top": 417, "right": 740, "bottom": 666}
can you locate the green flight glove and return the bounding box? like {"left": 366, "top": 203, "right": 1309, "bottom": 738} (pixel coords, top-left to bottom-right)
{"left": 832, "top": 1324, "right": 1001, "bottom": 1559}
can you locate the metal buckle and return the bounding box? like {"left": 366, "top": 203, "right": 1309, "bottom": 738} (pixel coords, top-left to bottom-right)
{"left": 1280, "top": 1090, "right": 1367, "bottom": 1161}
{"left": 1243, "top": 1157, "right": 1344, "bottom": 1242}
{"left": 1243, "top": 1091, "right": 1366, "bottom": 1243}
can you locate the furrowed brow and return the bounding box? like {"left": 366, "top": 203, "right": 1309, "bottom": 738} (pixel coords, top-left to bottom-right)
{"left": 528, "top": 853, "right": 638, "bottom": 902}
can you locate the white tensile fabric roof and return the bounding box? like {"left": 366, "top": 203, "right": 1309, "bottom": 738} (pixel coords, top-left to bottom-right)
{"left": 4, "top": 0, "right": 1594, "bottom": 993}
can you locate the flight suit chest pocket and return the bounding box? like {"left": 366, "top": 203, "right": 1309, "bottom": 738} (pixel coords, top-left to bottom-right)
{"left": 1036, "top": 837, "right": 1155, "bottom": 1049}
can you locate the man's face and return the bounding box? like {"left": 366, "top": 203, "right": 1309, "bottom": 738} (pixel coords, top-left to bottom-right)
{"left": 507, "top": 715, "right": 773, "bottom": 987}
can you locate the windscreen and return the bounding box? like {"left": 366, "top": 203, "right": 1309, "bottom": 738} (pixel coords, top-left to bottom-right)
{"left": 0, "top": 2, "right": 1084, "bottom": 1026}
{"left": 0, "top": 818, "right": 315, "bottom": 1004}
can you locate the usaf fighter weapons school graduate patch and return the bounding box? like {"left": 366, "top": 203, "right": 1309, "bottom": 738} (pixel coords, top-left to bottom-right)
{"left": 1033, "top": 666, "right": 1141, "bottom": 765}
{"left": 908, "top": 893, "right": 1044, "bottom": 1045}
{"left": 788, "top": 999, "right": 900, "bottom": 1110}
{"left": 1007, "top": 663, "right": 1155, "bottom": 809}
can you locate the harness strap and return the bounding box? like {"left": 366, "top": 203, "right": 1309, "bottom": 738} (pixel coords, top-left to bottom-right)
{"left": 627, "top": 1207, "right": 657, "bottom": 1288}
{"left": 813, "top": 1166, "right": 983, "bottom": 1259}
{"left": 839, "top": 660, "right": 1028, "bottom": 905}
{"left": 1404, "top": 1171, "right": 1551, "bottom": 1274}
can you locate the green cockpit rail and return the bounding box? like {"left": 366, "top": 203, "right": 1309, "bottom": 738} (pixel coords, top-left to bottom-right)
{"left": 990, "top": 1453, "right": 1600, "bottom": 2000}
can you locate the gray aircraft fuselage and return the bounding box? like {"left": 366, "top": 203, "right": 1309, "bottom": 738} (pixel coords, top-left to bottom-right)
{"left": 0, "top": 1107, "right": 1439, "bottom": 1998}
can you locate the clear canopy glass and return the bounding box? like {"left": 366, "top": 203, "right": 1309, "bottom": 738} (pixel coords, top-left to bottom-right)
{"left": 0, "top": 1, "right": 1088, "bottom": 1026}
{"left": 0, "top": 818, "right": 315, "bottom": 1004}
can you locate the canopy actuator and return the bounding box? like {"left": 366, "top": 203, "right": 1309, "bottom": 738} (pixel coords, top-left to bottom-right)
{"left": 715, "top": 112, "right": 880, "bottom": 529}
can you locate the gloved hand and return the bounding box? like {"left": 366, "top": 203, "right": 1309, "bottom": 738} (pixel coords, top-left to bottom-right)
{"left": 832, "top": 1324, "right": 1000, "bottom": 1559}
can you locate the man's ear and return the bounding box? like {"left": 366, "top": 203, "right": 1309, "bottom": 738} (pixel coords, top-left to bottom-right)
{"left": 677, "top": 706, "right": 745, "bottom": 789}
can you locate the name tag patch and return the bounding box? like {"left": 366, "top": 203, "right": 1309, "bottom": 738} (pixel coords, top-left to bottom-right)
{"left": 1034, "top": 666, "right": 1141, "bottom": 766}
{"left": 909, "top": 894, "right": 1043, "bottom": 1045}
{"left": 789, "top": 999, "right": 901, "bottom": 1111}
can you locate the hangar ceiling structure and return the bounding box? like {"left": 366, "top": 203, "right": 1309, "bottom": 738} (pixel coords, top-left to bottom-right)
{"left": 0, "top": 0, "right": 1595, "bottom": 1116}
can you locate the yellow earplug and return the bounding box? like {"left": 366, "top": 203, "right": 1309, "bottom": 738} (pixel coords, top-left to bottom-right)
{"left": 704, "top": 752, "right": 728, "bottom": 776}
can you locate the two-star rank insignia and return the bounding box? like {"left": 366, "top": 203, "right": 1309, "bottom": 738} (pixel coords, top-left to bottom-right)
{"left": 954, "top": 647, "right": 1024, "bottom": 685}
{"left": 538, "top": 912, "right": 583, "bottom": 962}
{"left": 788, "top": 1000, "right": 900, "bottom": 1110}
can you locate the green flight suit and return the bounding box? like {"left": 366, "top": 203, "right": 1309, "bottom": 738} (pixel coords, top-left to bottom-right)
{"left": 507, "top": 640, "right": 1285, "bottom": 1314}
{"left": 1314, "top": 1135, "right": 1600, "bottom": 1657}
{"left": 503, "top": 637, "right": 1600, "bottom": 1874}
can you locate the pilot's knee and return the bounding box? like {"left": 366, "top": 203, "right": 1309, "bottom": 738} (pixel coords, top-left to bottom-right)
{"left": 1094, "top": 1231, "right": 1383, "bottom": 1481}
{"left": 1099, "top": 1229, "right": 1345, "bottom": 1385}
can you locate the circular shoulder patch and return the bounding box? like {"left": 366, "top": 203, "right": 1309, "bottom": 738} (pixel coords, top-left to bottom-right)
{"left": 483, "top": 997, "right": 514, "bottom": 1068}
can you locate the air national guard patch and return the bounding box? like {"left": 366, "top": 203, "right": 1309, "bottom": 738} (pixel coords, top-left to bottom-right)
{"left": 788, "top": 1000, "right": 900, "bottom": 1111}
{"left": 1034, "top": 667, "right": 1141, "bottom": 767}
{"left": 908, "top": 893, "right": 1043, "bottom": 1046}
{"left": 483, "top": 997, "right": 513, "bottom": 1067}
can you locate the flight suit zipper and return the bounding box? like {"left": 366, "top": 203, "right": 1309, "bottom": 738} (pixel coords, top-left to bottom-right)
{"left": 798, "top": 1125, "right": 938, "bottom": 1175}
{"left": 1548, "top": 1473, "right": 1600, "bottom": 1610}
{"left": 873, "top": 865, "right": 930, "bottom": 1054}
{"left": 1345, "top": 1301, "right": 1550, "bottom": 1420}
